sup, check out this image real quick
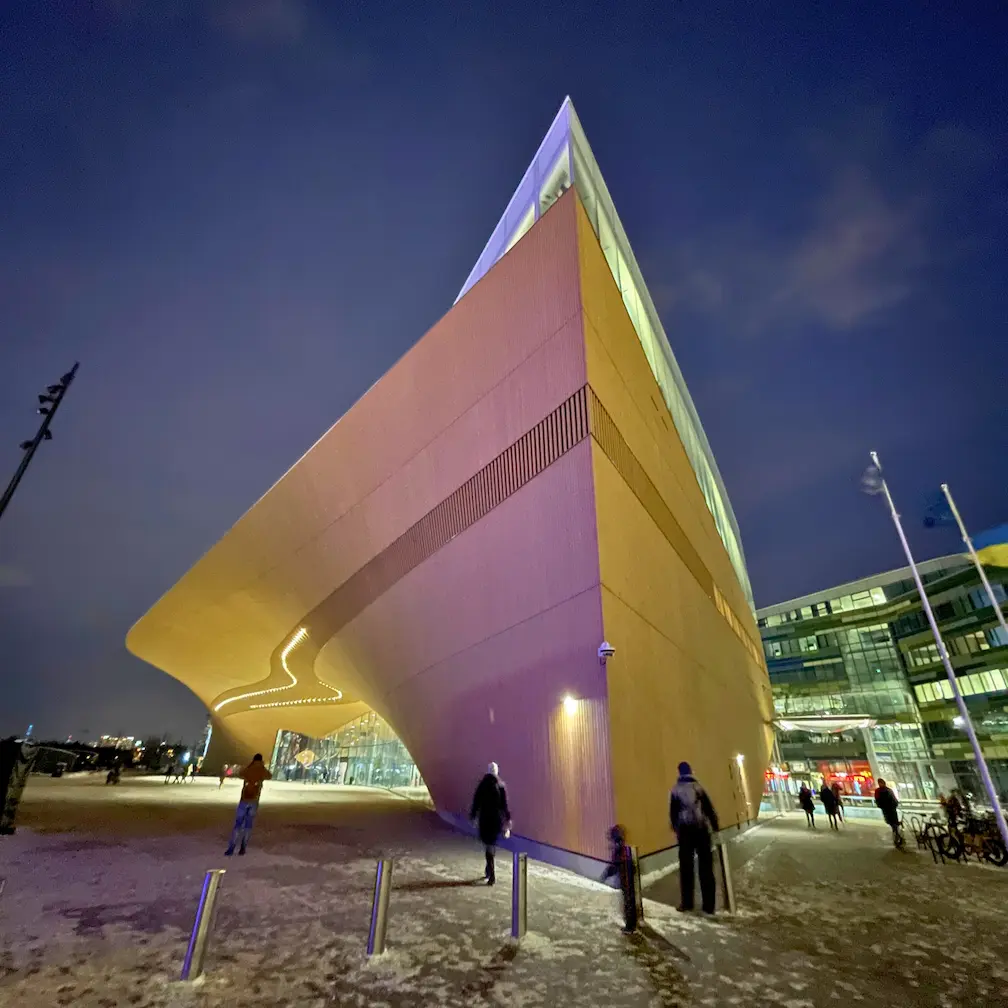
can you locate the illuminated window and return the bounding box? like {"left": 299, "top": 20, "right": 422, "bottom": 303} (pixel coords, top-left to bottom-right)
{"left": 538, "top": 146, "right": 571, "bottom": 215}
{"left": 503, "top": 204, "right": 535, "bottom": 254}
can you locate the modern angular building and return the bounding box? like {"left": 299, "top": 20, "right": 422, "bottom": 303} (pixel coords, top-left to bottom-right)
{"left": 758, "top": 555, "right": 1008, "bottom": 800}
{"left": 127, "top": 98, "right": 772, "bottom": 867}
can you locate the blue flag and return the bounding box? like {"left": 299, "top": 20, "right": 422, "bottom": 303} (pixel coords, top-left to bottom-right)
{"left": 923, "top": 490, "right": 955, "bottom": 528}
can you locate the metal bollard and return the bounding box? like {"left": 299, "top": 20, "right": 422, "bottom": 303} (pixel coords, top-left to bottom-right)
{"left": 717, "top": 842, "right": 736, "bottom": 914}
{"left": 181, "top": 869, "right": 226, "bottom": 981}
{"left": 629, "top": 845, "right": 644, "bottom": 923}
{"left": 511, "top": 852, "right": 527, "bottom": 940}
{"left": 367, "top": 858, "right": 393, "bottom": 956}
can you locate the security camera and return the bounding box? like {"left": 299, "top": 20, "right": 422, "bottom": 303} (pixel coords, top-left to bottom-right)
{"left": 598, "top": 641, "right": 615, "bottom": 662}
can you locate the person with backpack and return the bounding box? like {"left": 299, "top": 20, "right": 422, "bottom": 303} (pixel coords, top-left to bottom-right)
{"left": 669, "top": 761, "right": 720, "bottom": 914}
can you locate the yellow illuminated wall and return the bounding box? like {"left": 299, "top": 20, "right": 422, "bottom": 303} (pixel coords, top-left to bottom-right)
{"left": 577, "top": 199, "right": 774, "bottom": 855}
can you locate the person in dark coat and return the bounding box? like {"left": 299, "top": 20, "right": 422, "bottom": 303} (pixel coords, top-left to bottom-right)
{"left": 669, "top": 761, "right": 720, "bottom": 914}
{"left": 874, "top": 778, "right": 900, "bottom": 840}
{"left": 601, "top": 824, "right": 638, "bottom": 934}
{"left": 798, "top": 783, "right": 816, "bottom": 827}
{"left": 820, "top": 782, "right": 839, "bottom": 830}
{"left": 470, "top": 762, "right": 510, "bottom": 886}
{"left": 831, "top": 782, "right": 844, "bottom": 823}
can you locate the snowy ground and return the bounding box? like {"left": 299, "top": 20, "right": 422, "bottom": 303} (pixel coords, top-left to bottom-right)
{"left": 0, "top": 776, "right": 1005, "bottom": 1007}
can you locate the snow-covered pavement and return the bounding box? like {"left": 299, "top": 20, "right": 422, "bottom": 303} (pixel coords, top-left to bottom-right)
{"left": 0, "top": 776, "right": 1005, "bottom": 1006}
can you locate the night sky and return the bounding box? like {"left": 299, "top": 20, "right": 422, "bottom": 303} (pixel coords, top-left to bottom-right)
{"left": 1, "top": 2, "right": 1005, "bottom": 743}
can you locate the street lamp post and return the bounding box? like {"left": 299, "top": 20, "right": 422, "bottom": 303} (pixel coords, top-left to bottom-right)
{"left": 0, "top": 363, "right": 79, "bottom": 524}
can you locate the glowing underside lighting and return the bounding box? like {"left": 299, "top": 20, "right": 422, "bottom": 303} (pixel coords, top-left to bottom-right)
{"left": 212, "top": 627, "right": 342, "bottom": 713}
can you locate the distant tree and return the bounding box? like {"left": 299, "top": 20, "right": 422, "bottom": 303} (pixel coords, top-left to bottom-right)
{"left": 142, "top": 737, "right": 164, "bottom": 770}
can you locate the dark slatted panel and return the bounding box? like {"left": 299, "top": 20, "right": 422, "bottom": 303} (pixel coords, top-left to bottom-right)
{"left": 308, "top": 387, "right": 590, "bottom": 639}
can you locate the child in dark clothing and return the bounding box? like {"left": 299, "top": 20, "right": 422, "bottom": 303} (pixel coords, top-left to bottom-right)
{"left": 601, "top": 825, "right": 639, "bottom": 933}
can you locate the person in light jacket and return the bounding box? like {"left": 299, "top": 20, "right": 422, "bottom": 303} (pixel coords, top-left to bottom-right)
{"left": 669, "top": 762, "right": 720, "bottom": 914}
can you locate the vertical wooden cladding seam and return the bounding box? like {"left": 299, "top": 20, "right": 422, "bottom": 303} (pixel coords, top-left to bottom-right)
{"left": 547, "top": 697, "right": 614, "bottom": 856}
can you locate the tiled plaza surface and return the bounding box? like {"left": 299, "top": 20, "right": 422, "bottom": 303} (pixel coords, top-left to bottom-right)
{"left": 1, "top": 775, "right": 1005, "bottom": 1007}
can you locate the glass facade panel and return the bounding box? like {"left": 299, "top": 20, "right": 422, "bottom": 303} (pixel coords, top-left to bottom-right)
{"left": 271, "top": 711, "right": 424, "bottom": 789}
{"left": 504, "top": 204, "right": 535, "bottom": 254}
{"left": 762, "top": 563, "right": 1008, "bottom": 799}
{"left": 538, "top": 146, "right": 571, "bottom": 216}
{"left": 454, "top": 99, "right": 755, "bottom": 607}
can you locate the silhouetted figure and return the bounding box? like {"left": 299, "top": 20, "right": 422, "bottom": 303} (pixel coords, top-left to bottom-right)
{"left": 874, "top": 778, "right": 901, "bottom": 841}
{"left": 601, "top": 824, "right": 638, "bottom": 933}
{"left": 670, "top": 761, "right": 719, "bottom": 914}
{"left": 799, "top": 783, "right": 816, "bottom": 828}
{"left": 945, "top": 791, "right": 963, "bottom": 830}
{"left": 820, "top": 783, "right": 839, "bottom": 829}
{"left": 470, "top": 762, "right": 511, "bottom": 886}
{"left": 225, "top": 753, "right": 272, "bottom": 856}
{"left": 831, "top": 782, "right": 844, "bottom": 822}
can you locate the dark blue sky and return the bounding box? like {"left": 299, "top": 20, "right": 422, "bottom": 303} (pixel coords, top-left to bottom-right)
{"left": 1, "top": 1, "right": 1005, "bottom": 742}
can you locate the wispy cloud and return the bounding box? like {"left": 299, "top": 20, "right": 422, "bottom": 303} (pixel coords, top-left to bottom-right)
{"left": 212, "top": 0, "right": 307, "bottom": 45}
{"left": 651, "top": 114, "right": 992, "bottom": 340}
{"left": 768, "top": 164, "right": 925, "bottom": 330}
{"left": 90, "top": 0, "right": 310, "bottom": 46}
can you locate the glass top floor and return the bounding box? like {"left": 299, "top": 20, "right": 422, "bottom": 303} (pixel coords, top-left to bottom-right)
{"left": 455, "top": 97, "right": 754, "bottom": 608}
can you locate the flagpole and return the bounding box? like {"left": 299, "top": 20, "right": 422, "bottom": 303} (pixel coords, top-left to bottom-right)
{"left": 941, "top": 483, "right": 1008, "bottom": 645}
{"left": 869, "top": 453, "right": 1008, "bottom": 852}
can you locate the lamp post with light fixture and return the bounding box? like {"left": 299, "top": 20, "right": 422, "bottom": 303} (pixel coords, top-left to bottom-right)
{"left": 0, "top": 363, "right": 79, "bottom": 525}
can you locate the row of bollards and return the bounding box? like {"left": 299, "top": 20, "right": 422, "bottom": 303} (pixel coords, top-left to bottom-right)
{"left": 180, "top": 839, "right": 737, "bottom": 979}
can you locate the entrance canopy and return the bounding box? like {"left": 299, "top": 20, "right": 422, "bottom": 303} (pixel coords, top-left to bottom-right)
{"left": 775, "top": 716, "right": 876, "bottom": 734}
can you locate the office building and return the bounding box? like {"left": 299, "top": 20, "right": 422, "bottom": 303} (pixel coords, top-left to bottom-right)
{"left": 759, "top": 555, "right": 1008, "bottom": 799}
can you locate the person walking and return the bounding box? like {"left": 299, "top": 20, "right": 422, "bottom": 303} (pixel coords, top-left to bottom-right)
{"left": 601, "top": 825, "right": 639, "bottom": 933}
{"left": 831, "top": 782, "right": 844, "bottom": 823}
{"left": 470, "top": 762, "right": 511, "bottom": 886}
{"left": 164, "top": 761, "right": 174, "bottom": 784}
{"left": 669, "top": 761, "right": 719, "bottom": 915}
{"left": 799, "top": 782, "right": 816, "bottom": 828}
{"left": 218, "top": 764, "right": 228, "bottom": 788}
{"left": 225, "top": 753, "right": 272, "bottom": 856}
{"left": 820, "top": 782, "right": 839, "bottom": 830}
{"left": 874, "top": 778, "right": 901, "bottom": 843}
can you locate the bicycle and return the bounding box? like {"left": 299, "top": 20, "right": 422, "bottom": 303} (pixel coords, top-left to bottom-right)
{"left": 941, "top": 813, "right": 1008, "bottom": 867}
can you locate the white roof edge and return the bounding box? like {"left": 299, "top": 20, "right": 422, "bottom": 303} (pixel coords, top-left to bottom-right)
{"left": 757, "top": 554, "right": 970, "bottom": 617}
